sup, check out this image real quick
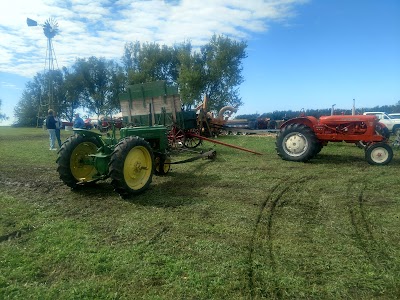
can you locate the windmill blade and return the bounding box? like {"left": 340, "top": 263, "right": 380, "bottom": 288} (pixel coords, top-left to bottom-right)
{"left": 27, "top": 18, "right": 38, "bottom": 27}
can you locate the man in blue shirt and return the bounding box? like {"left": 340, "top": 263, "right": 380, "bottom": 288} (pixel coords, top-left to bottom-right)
{"left": 73, "top": 113, "right": 85, "bottom": 129}
{"left": 45, "top": 109, "right": 57, "bottom": 150}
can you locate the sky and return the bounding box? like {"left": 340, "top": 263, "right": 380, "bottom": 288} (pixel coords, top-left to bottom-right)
{"left": 0, "top": 0, "right": 399, "bottom": 125}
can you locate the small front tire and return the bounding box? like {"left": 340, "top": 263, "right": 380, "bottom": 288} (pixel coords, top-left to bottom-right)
{"left": 365, "top": 143, "right": 393, "bottom": 165}
{"left": 154, "top": 154, "right": 171, "bottom": 175}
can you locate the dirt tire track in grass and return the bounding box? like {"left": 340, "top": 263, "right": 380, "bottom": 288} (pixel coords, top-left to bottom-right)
{"left": 247, "top": 176, "right": 313, "bottom": 299}
{"left": 0, "top": 225, "right": 35, "bottom": 243}
{"left": 147, "top": 225, "right": 170, "bottom": 244}
{"left": 347, "top": 182, "right": 393, "bottom": 271}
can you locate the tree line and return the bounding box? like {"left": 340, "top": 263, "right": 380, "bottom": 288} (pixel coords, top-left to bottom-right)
{"left": 13, "top": 35, "right": 247, "bottom": 127}
{"left": 236, "top": 101, "right": 400, "bottom": 121}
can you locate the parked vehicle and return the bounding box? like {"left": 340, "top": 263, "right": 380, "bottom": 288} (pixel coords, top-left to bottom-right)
{"left": 61, "top": 121, "right": 73, "bottom": 129}
{"left": 98, "top": 117, "right": 124, "bottom": 132}
{"left": 388, "top": 113, "right": 400, "bottom": 119}
{"left": 61, "top": 119, "right": 92, "bottom": 130}
{"left": 363, "top": 112, "right": 400, "bottom": 135}
{"left": 276, "top": 114, "right": 393, "bottom": 165}
{"left": 57, "top": 81, "right": 259, "bottom": 198}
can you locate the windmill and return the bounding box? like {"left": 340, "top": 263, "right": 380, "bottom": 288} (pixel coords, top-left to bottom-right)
{"left": 27, "top": 17, "right": 59, "bottom": 112}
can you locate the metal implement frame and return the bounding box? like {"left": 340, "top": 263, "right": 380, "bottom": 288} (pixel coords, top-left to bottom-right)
{"left": 185, "top": 132, "right": 263, "bottom": 155}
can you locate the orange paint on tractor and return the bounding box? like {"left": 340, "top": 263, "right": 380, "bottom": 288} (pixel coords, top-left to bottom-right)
{"left": 280, "top": 115, "right": 387, "bottom": 143}
{"left": 276, "top": 114, "right": 393, "bottom": 165}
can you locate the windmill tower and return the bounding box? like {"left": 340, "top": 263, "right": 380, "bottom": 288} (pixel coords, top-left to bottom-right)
{"left": 27, "top": 17, "right": 59, "bottom": 111}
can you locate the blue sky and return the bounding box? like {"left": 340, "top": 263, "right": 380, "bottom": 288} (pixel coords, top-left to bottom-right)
{"left": 0, "top": 0, "right": 399, "bottom": 125}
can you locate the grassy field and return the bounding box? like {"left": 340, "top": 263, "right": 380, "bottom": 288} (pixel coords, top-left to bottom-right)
{"left": 0, "top": 126, "right": 399, "bottom": 299}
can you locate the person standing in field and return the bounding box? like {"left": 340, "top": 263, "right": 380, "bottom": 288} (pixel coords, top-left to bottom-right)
{"left": 45, "top": 109, "right": 57, "bottom": 150}
{"left": 73, "top": 113, "right": 85, "bottom": 129}
{"left": 54, "top": 112, "right": 62, "bottom": 148}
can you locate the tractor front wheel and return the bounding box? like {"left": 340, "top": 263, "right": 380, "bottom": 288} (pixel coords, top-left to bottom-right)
{"left": 56, "top": 134, "right": 102, "bottom": 188}
{"left": 109, "top": 136, "right": 154, "bottom": 197}
{"left": 154, "top": 154, "right": 171, "bottom": 175}
{"left": 365, "top": 143, "right": 393, "bottom": 165}
{"left": 276, "top": 123, "right": 318, "bottom": 162}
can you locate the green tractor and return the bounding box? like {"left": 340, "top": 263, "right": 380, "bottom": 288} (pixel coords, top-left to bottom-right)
{"left": 57, "top": 81, "right": 192, "bottom": 197}
{"left": 56, "top": 125, "right": 171, "bottom": 197}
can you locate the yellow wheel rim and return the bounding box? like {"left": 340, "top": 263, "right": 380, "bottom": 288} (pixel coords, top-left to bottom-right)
{"left": 123, "top": 146, "right": 152, "bottom": 190}
{"left": 70, "top": 142, "right": 98, "bottom": 181}
{"left": 155, "top": 157, "right": 171, "bottom": 174}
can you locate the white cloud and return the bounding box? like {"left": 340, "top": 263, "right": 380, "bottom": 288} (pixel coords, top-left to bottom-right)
{"left": 1, "top": 81, "right": 20, "bottom": 89}
{"left": 0, "top": 0, "right": 308, "bottom": 77}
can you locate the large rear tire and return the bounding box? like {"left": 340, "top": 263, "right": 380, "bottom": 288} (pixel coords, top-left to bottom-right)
{"left": 276, "top": 123, "right": 318, "bottom": 162}
{"left": 365, "top": 143, "right": 393, "bottom": 165}
{"left": 109, "top": 136, "right": 154, "bottom": 197}
{"left": 56, "top": 134, "right": 102, "bottom": 188}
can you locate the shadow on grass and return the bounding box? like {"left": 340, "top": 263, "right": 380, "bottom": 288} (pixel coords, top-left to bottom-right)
{"left": 70, "top": 181, "right": 116, "bottom": 197}
{"left": 310, "top": 153, "right": 366, "bottom": 164}
{"left": 128, "top": 171, "right": 222, "bottom": 208}
{"left": 63, "top": 159, "right": 222, "bottom": 208}
{"left": 308, "top": 153, "right": 400, "bottom": 166}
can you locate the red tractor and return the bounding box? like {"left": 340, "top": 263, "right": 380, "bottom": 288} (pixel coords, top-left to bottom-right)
{"left": 276, "top": 115, "right": 393, "bottom": 165}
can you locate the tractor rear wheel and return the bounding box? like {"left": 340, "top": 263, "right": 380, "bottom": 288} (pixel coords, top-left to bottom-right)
{"left": 56, "top": 134, "right": 102, "bottom": 188}
{"left": 311, "top": 142, "right": 324, "bottom": 158}
{"left": 109, "top": 136, "right": 154, "bottom": 197}
{"left": 365, "top": 143, "right": 393, "bottom": 165}
{"left": 276, "top": 123, "right": 318, "bottom": 162}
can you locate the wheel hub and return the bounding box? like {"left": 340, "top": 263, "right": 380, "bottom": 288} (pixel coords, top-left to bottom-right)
{"left": 284, "top": 133, "right": 308, "bottom": 155}
{"left": 127, "top": 161, "right": 148, "bottom": 179}
{"left": 370, "top": 148, "right": 388, "bottom": 163}
{"left": 70, "top": 142, "right": 98, "bottom": 181}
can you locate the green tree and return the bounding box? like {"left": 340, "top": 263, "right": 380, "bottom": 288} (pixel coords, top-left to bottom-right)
{"left": 122, "top": 41, "right": 141, "bottom": 74}
{"left": 14, "top": 73, "right": 47, "bottom": 127}
{"left": 13, "top": 70, "right": 67, "bottom": 127}
{"left": 200, "top": 34, "right": 247, "bottom": 112}
{"left": 59, "top": 66, "right": 84, "bottom": 122}
{"left": 104, "top": 61, "right": 126, "bottom": 116}
{"left": 176, "top": 42, "right": 205, "bottom": 109}
{"left": 14, "top": 35, "right": 247, "bottom": 126}
{"left": 122, "top": 36, "right": 247, "bottom": 112}
{"left": 14, "top": 85, "right": 41, "bottom": 127}
{"left": 123, "top": 41, "right": 180, "bottom": 85}
{"left": 73, "top": 57, "right": 126, "bottom": 118}
{"left": 0, "top": 99, "right": 8, "bottom": 121}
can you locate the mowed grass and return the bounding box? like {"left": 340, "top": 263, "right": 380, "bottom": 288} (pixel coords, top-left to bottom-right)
{"left": 0, "top": 126, "right": 399, "bottom": 299}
